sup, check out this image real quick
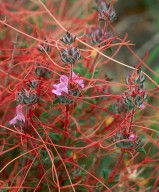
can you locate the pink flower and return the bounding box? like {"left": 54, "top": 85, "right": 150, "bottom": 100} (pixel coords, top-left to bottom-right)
{"left": 52, "top": 75, "right": 68, "bottom": 96}
{"left": 52, "top": 73, "right": 84, "bottom": 96}
{"left": 139, "top": 103, "right": 145, "bottom": 109}
{"left": 129, "top": 133, "right": 136, "bottom": 140}
{"left": 72, "top": 72, "right": 84, "bottom": 88}
{"left": 9, "top": 105, "right": 25, "bottom": 125}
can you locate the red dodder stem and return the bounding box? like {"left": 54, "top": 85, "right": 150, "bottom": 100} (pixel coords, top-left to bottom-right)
{"left": 6, "top": 33, "right": 19, "bottom": 86}
{"left": 90, "top": 52, "right": 99, "bottom": 71}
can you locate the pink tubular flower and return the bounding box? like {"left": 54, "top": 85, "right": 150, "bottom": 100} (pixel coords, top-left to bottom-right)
{"left": 52, "top": 75, "right": 68, "bottom": 96}
{"left": 72, "top": 72, "right": 84, "bottom": 88}
{"left": 9, "top": 105, "right": 25, "bottom": 125}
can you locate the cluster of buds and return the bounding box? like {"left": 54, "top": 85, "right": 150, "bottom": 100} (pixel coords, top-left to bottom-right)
{"left": 123, "top": 69, "right": 147, "bottom": 110}
{"left": 35, "top": 63, "right": 51, "bottom": 78}
{"left": 95, "top": 0, "right": 116, "bottom": 22}
{"left": 60, "top": 31, "right": 76, "bottom": 45}
{"left": 52, "top": 73, "right": 84, "bottom": 104}
{"left": 26, "top": 79, "right": 39, "bottom": 89}
{"left": 60, "top": 31, "right": 81, "bottom": 64}
{"left": 17, "top": 80, "right": 39, "bottom": 105}
{"left": 85, "top": 1, "right": 115, "bottom": 48}
{"left": 114, "top": 99, "right": 128, "bottom": 115}
{"left": 37, "top": 37, "right": 51, "bottom": 53}
{"left": 60, "top": 46, "right": 81, "bottom": 64}
{"left": 113, "top": 130, "right": 144, "bottom": 151}
{"left": 87, "top": 26, "right": 112, "bottom": 46}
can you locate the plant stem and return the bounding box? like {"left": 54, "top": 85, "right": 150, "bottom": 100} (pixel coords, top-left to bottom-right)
{"left": 20, "top": 105, "right": 29, "bottom": 192}
{"left": 128, "top": 108, "right": 135, "bottom": 133}
{"left": 64, "top": 105, "right": 69, "bottom": 133}
{"left": 70, "top": 63, "right": 73, "bottom": 82}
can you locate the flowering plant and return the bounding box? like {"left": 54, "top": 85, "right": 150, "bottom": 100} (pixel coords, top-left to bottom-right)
{"left": 0, "top": 0, "right": 158, "bottom": 191}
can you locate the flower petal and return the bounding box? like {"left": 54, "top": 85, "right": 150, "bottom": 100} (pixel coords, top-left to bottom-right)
{"left": 9, "top": 116, "right": 18, "bottom": 125}
{"left": 16, "top": 105, "right": 25, "bottom": 123}
{"left": 61, "top": 86, "right": 68, "bottom": 94}
{"left": 60, "top": 75, "right": 68, "bottom": 85}
{"left": 52, "top": 89, "right": 62, "bottom": 96}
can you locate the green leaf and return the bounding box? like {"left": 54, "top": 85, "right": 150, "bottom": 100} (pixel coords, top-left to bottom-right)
{"left": 75, "top": 140, "right": 86, "bottom": 147}
{"left": 106, "top": 48, "right": 112, "bottom": 53}
{"left": 49, "top": 132, "right": 63, "bottom": 142}
{"left": 41, "top": 150, "right": 50, "bottom": 164}
{"left": 73, "top": 131, "right": 82, "bottom": 137}
{"left": 96, "top": 182, "right": 103, "bottom": 192}
{"left": 37, "top": 16, "right": 42, "bottom": 28}
{"left": 66, "top": 150, "right": 72, "bottom": 156}
{"left": 85, "top": 72, "right": 92, "bottom": 78}
{"left": 92, "top": 6, "right": 98, "bottom": 11}
{"left": 54, "top": 156, "right": 60, "bottom": 162}
{"left": 44, "top": 71, "right": 51, "bottom": 79}
{"left": 94, "top": 69, "right": 100, "bottom": 77}
{"left": 102, "top": 169, "right": 108, "bottom": 179}
{"left": 77, "top": 186, "right": 88, "bottom": 191}
{"left": 39, "top": 112, "right": 49, "bottom": 122}
{"left": 73, "top": 165, "right": 86, "bottom": 177}
{"left": 136, "top": 147, "right": 146, "bottom": 155}
{"left": 53, "top": 98, "right": 61, "bottom": 105}
{"left": 74, "top": 62, "right": 85, "bottom": 75}
{"left": 41, "top": 112, "right": 49, "bottom": 118}
{"left": 92, "top": 98, "right": 97, "bottom": 104}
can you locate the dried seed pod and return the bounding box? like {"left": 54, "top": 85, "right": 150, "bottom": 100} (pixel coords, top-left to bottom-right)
{"left": 126, "top": 69, "right": 145, "bottom": 85}
{"left": 114, "top": 99, "right": 128, "bottom": 114}
{"left": 35, "top": 63, "right": 50, "bottom": 78}
{"left": 60, "top": 31, "right": 76, "bottom": 45}
{"left": 57, "top": 87, "right": 81, "bottom": 105}
{"left": 113, "top": 130, "right": 144, "bottom": 150}
{"left": 97, "top": 2, "right": 116, "bottom": 22}
{"left": 60, "top": 48, "right": 75, "bottom": 64}
{"left": 134, "top": 95, "right": 144, "bottom": 106}
{"left": 17, "top": 88, "right": 38, "bottom": 105}
{"left": 71, "top": 47, "right": 81, "bottom": 60}
{"left": 37, "top": 38, "right": 51, "bottom": 53}
{"left": 26, "top": 79, "right": 39, "bottom": 89}
{"left": 60, "top": 47, "right": 81, "bottom": 64}
{"left": 124, "top": 70, "right": 147, "bottom": 109}
{"left": 86, "top": 26, "right": 112, "bottom": 47}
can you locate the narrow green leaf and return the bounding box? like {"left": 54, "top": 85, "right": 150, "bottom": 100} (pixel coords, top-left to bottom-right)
{"left": 136, "top": 147, "right": 146, "bottom": 155}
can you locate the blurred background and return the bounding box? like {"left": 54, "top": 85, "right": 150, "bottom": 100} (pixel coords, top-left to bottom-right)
{"left": 114, "top": 0, "right": 159, "bottom": 76}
